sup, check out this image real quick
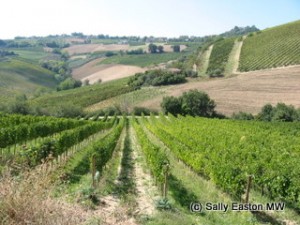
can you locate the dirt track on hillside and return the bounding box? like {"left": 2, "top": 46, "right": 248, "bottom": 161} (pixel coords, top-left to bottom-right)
{"left": 139, "top": 65, "right": 300, "bottom": 115}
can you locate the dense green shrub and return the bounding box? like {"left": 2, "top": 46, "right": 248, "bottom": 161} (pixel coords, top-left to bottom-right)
{"left": 161, "top": 90, "right": 216, "bottom": 117}
{"left": 232, "top": 112, "right": 254, "bottom": 120}
{"left": 128, "top": 70, "right": 186, "bottom": 89}
{"left": 256, "top": 103, "right": 300, "bottom": 122}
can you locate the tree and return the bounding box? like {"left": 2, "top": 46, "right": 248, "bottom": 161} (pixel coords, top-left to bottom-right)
{"left": 161, "top": 90, "right": 216, "bottom": 117}
{"left": 148, "top": 43, "right": 158, "bottom": 53}
{"left": 9, "top": 94, "right": 30, "bottom": 115}
{"left": 256, "top": 103, "right": 300, "bottom": 122}
{"left": 256, "top": 104, "right": 274, "bottom": 121}
{"left": 272, "top": 103, "right": 298, "bottom": 122}
{"left": 161, "top": 96, "right": 182, "bottom": 116}
{"left": 57, "top": 78, "right": 82, "bottom": 91}
{"left": 0, "top": 40, "right": 6, "bottom": 47}
{"left": 105, "top": 51, "right": 115, "bottom": 57}
{"left": 232, "top": 112, "right": 254, "bottom": 120}
{"left": 157, "top": 45, "right": 164, "bottom": 53}
{"left": 179, "top": 90, "right": 216, "bottom": 117}
{"left": 172, "top": 45, "right": 180, "bottom": 52}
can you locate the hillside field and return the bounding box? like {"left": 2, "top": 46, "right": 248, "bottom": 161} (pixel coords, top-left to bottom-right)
{"left": 0, "top": 58, "right": 57, "bottom": 103}
{"left": 72, "top": 58, "right": 146, "bottom": 84}
{"left": 239, "top": 20, "right": 300, "bottom": 71}
{"left": 136, "top": 66, "right": 300, "bottom": 115}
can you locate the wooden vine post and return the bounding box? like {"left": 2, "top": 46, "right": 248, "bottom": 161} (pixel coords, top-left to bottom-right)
{"left": 163, "top": 163, "right": 170, "bottom": 199}
{"left": 245, "top": 175, "right": 252, "bottom": 203}
{"left": 91, "top": 154, "right": 96, "bottom": 188}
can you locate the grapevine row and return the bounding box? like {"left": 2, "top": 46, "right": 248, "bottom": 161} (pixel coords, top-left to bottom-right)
{"left": 0, "top": 118, "right": 89, "bottom": 148}
{"left": 15, "top": 118, "right": 116, "bottom": 167}
{"left": 143, "top": 114, "right": 300, "bottom": 210}
{"left": 132, "top": 117, "right": 168, "bottom": 183}
{"left": 239, "top": 20, "right": 300, "bottom": 71}
{"left": 60, "top": 117, "right": 125, "bottom": 183}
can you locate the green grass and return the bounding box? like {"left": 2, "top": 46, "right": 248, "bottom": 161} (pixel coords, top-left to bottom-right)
{"left": 224, "top": 39, "right": 243, "bottom": 76}
{"left": 197, "top": 45, "right": 213, "bottom": 76}
{"left": 10, "top": 47, "right": 51, "bottom": 62}
{"left": 0, "top": 58, "right": 57, "bottom": 103}
{"left": 99, "top": 52, "right": 185, "bottom": 67}
{"left": 30, "top": 77, "right": 134, "bottom": 108}
{"left": 86, "top": 86, "right": 165, "bottom": 112}
{"left": 239, "top": 20, "right": 300, "bottom": 71}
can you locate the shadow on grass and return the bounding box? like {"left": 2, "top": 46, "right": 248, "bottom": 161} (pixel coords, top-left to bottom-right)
{"left": 115, "top": 127, "right": 136, "bottom": 199}
{"left": 168, "top": 174, "right": 198, "bottom": 210}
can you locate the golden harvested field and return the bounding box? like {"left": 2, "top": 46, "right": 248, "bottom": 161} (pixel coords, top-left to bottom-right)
{"left": 64, "top": 44, "right": 132, "bottom": 55}
{"left": 138, "top": 65, "right": 300, "bottom": 115}
{"left": 72, "top": 58, "right": 146, "bottom": 84}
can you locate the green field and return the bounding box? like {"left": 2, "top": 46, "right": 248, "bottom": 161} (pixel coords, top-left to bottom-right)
{"left": 10, "top": 47, "right": 52, "bottom": 62}
{"left": 99, "top": 52, "right": 185, "bottom": 67}
{"left": 30, "top": 77, "right": 134, "bottom": 109}
{"left": 0, "top": 58, "right": 57, "bottom": 103}
{"left": 86, "top": 86, "right": 166, "bottom": 112}
{"left": 239, "top": 20, "right": 300, "bottom": 71}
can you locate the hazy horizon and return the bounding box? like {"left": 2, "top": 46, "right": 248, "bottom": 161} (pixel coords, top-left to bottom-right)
{"left": 1, "top": 0, "right": 299, "bottom": 39}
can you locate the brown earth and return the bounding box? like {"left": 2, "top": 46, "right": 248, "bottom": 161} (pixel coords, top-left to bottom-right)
{"left": 82, "top": 65, "right": 146, "bottom": 84}
{"left": 72, "top": 58, "right": 146, "bottom": 84}
{"left": 64, "top": 44, "right": 131, "bottom": 55}
{"left": 138, "top": 65, "right": 300, "bottom": 115}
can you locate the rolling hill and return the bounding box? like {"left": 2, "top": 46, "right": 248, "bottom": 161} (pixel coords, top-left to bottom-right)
{"left": 0, "top": 57, "right": 57, "bottom": 103}
{"left": 239, "top": 20, "right": 300, "bottom": 71}
{"left": 195, "top": 20, "right": 300, "bottom": 75}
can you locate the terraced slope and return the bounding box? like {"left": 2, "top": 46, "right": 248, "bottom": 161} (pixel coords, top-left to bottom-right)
{"left": 239, "top": 20, "right": 300, "bottom": 71}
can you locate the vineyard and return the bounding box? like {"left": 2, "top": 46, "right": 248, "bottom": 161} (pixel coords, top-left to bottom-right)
{"left": 30, "top": 77, "right": 134, "bottom": 109}
{"left": 1, "top": 113, "right": 300, "bottom": 225}
{"left": 206, "top": 37, "right": 235, "bottom": 76}
{"left": 239, "top": 20, "right": 300, "bottom": 71}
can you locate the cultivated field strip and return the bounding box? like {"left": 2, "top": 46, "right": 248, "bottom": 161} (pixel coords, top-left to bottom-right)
{"left": 139, "top": 117, "right": 262, "bottom": 225}
{"left": 239, "top": 20, "right": 300, "bottom": 71}
{"left": 143, "top": 115, "right": 300, "bottom": 212}
{"left": 0, "top": 115, "right": 116, "bottom": 171}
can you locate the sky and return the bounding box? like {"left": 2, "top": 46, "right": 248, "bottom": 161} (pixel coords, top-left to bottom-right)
{"left": 1, "top": 0, "right": 299, "bottom": 39}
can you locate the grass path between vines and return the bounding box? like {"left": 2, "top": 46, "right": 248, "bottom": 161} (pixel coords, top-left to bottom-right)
{"left": 198, "top": 44, "right": 213, "bottom": 76}
{"left": 129, "top": 124, "right": 157, "bottom": 217}
{"left": 225, "top": 37, "right": 244, "bottom": 76}
{"left": 88, "top": 122, "right": 159, "bottom": 225}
